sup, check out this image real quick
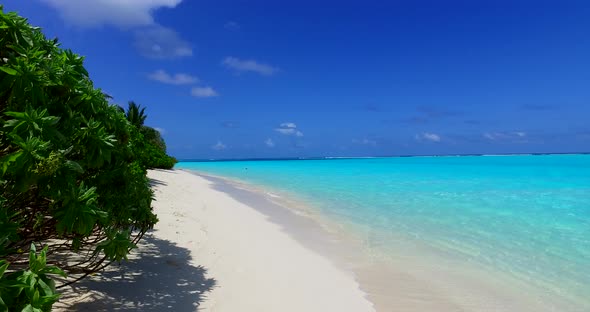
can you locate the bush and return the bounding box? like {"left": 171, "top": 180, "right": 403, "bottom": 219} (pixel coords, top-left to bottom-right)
{"left": 0, "top": 245, "right": 65, "bottom": 311}
{"left": 132, "top": 126, "right": 177, "bottom": 170}
{"left": 0, "top": 8, "right": 164, "bottom": 310}
{"left": 123, "top": 102, "right": 177, "bottom": 170}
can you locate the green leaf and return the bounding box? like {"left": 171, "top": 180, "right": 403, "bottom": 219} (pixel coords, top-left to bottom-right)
{"left": 0, "top": 66, "right": 17, "bottom": 75}
{"left": 0, "top": 151, "right": 23, "bottom": 175}
{"left": 39, "top": 266, "right": 66, "bottom": 278}
{"left": 28, "top": 244, "right": 36, "bottom": 267}
{"left": 65, "top": 160, "right": 84, "bottom": 173}
{"left": 21, "top": 304, "right": 33, "bottom": 312}
{"left": 0, "top": 261, "right": 8, "bottom": 279}
{"left": 36, "top": 278, "right": 52, "bottom": 296}
{"left": 4, "top": 111, "right": 25, "bottom": 118}
{"left": 37, "top": 294, "right": 60, "bottom": 307}
{"left": 32, "top": 289, "right": 39, "bottom": 305}
{"left": 0, "top": 296, "right": 7, "bottom": 312}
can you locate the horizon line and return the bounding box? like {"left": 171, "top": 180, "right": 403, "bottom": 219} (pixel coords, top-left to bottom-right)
{"left": 177, "top": 151, "right": 590, "bottom": 163}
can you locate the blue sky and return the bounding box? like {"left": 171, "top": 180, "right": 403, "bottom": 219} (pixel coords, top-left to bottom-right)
{"left": 5, "top": 0, "right": 590, "bottom": 159}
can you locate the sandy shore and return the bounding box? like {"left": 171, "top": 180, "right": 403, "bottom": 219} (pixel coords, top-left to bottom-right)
{"left": 54, "top": 169, "right": 584, "bottom": 312}
{"left": 55, "top": 169, "right": 374, "bottom": 311}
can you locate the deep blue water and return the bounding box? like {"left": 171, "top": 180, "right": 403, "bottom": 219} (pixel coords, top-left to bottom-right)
{"left": 176, "top": 155, "right": 590, "bottom": 305}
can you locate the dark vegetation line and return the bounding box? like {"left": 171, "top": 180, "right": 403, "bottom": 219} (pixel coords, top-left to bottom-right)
{"left": 0, "top": 7, "right": 175, "bottom": 311}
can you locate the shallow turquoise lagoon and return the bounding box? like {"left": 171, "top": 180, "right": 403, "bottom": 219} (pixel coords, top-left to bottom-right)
{"left": 176, "top": 154, "right": 590, "bottom": 306}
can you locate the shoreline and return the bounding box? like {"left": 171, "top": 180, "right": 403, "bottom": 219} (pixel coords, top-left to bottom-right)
{"left": 55, "top": 169, "right": 587, "bottom": 311}
{"left": 56, "top": 169, "right": 374, "bottom": 311}
{"left": 182, "top": 169, "right": 587, "bottom": 312}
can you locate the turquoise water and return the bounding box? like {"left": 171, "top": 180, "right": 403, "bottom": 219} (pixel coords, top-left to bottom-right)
{"left": 176, "top": 155, "right": 590, "bottom": 306}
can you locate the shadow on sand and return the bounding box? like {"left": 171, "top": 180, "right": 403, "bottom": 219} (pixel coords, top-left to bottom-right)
{"left": 148, "top": 177, "right": 168, "bottom": 187}
{"left": 61, "top": 233, "right": 216, "bottom": 311}
{"left": 149, "top": 169, "right": 179, "bottom": 187}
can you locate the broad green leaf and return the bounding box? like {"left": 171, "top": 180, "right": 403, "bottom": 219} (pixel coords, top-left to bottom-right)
{"left": 0, "top": 66, "right": 17, "bottom": 75}
{"left": 21, "top": 304, "right": 33, "bottom": 312}
{"left": 4, "top": 111, "right": 25, "bottom": 118}
{"left": 36, "top": 279, "right": 52, "bottom": 296}
{"left": 39, "top": 266, "right": 66, "bottom": 278}
{"left": 0, "top": 151, "right": 23, "bottom": 175}
{"left": 38, "top": 294, "right": 60, "bottom": 307}
{"left": 32, "top": 290, "right": 39, "bottom": 305}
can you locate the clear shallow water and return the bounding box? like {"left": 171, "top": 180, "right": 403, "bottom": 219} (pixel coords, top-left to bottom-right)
{"left": 176, "top": 155, "right": 590, "bottom": 307}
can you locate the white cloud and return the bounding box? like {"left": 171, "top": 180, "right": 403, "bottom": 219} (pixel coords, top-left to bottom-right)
{"left": 154, "top": 127, "right": 166, "bottom": 134}
{"left": 483, "top": 132, "right": 498, "bottom": 140}
{"left": 265, "top": 138, "right": 275, "bottom": 147}
{"left": 352, "top": 138, "right": 377, "bottom": 146}
{"left": 40, "top": 0, "right": 183, "bottom": 28}
{"left": 280, "top": 122, "right": 296, "bottom": 128}
{"left": 483, "top": 131, "right": 527, "bottom": 141}
{"left": 276, "top": 128, "right": 296, "bottom": 135}
{"left": 223, "top": 57, "right": 279, "bottom": 76}
{"left": 191, "top": 86, "right": 218, "bottom": 98}
{"left": 221, "top": 121, "right": 239, "bottom": 128}
{"left": 275, "top": 122, "right": 303, "bottom": 136}
{"left": 134, "top": 25, "right": 192, "bottom": 59}
{"left": 41, "top": 0, "right": 192, "bottom": 59}
{"left": 416, "top": 132, "right": 441, "bottom": 142}
{"left": 212, "top": 141, "right": 226, "bottom": 150}
{"left": 224, "top": 21, "right": 240, "bottom": 31}
{"left": 148, "top": 69, "right": 198, "bottom": 85}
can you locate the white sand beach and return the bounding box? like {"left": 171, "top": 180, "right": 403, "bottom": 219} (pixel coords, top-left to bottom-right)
{"left": 55, "top": 169, "right": 375, "bottom": 311}
{"left": 53, "top": 168, "right": 587, "bottom": 312}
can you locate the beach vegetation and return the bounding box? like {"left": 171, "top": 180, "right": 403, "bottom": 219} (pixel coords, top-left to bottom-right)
{"left": 125, "top": 101, "right": 147, "bottom": 128}
{"left": 0, "top": 8, "right": 173, "bottom": 310}
{"left": 124, "top": 101, "right": 177, "bottom": 170}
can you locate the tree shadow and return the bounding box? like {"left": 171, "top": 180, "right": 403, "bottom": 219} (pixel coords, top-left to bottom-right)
{"left": 59, "top": 233, "right": 216, "bottom": 311}
{"left": 148, "top": 169, "right": 179, "bottom": 187}
{"left": 148, "top": 177, "right": 168, "bottom": 187}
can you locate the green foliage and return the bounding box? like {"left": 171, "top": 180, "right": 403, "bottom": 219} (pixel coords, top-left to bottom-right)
{"left": 0, "top": 244, "right": 66, "bottom": 312}
{"left": 124, "top": 104, "right": 177, "bottom": 170}
{"left": 141, "top": 126, "right": 167, "bottom": 152}
{"left": 95, "top": 230, "right": 136, "bottom": 262}
{"left": 125, "top": 101, "right": 147, "bottom": 128}
{"left": 0, "top": 8, "right": 173, "bottom": 311}
{"left": 132, "top": 128, "right": 177, "bottom": 169}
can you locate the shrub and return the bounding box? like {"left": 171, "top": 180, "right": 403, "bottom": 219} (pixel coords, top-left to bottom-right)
{"left": 131, "top": 126, "right": 177, "bottom": 170}
{"left": 0, "top": 245, "right": 66, "bottom": 311}
{"left": 0, "top": 8, "right": 163, "bottom": 310}
{"left": 124, "top": 102, "right": 177, "bottom": 170}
